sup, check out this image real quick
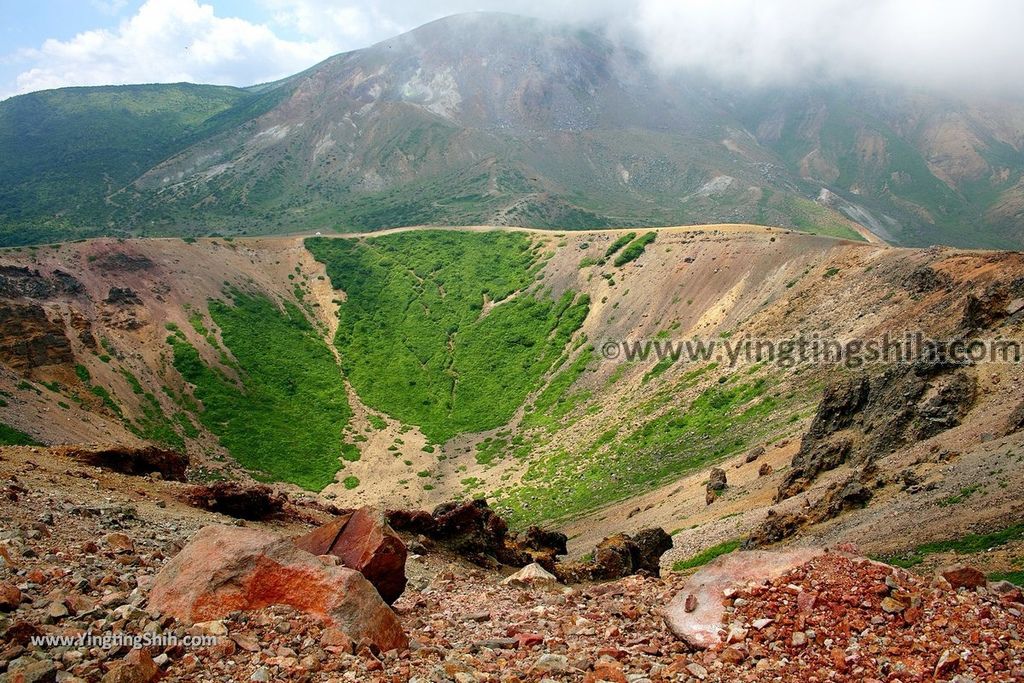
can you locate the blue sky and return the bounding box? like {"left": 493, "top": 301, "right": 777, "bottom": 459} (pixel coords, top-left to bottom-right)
{"left": 2, "top": 1, "right": 1021, "bottom": 101}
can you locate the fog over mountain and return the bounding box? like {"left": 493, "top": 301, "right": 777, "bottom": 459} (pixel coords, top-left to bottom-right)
{"left": 5, "top": 1, "right": 1024, "bottom": 99}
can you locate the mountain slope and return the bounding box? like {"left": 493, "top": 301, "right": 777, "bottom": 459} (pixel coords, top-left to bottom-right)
{"left": 1, "top": 13, "right": 1023, "bottom": 247}
{"left": 0, "top": 83, "right": 271, "bottom": 244}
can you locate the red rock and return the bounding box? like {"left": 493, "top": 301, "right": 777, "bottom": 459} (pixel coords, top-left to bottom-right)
{"left": 516, "top": 633, "right": 544, "bottom": 648}
{"left": 148, "top": 524, "right": 407, "bottom": 653}
{"left": 586, "top": 661, "right": 627, "bottom": 683}
{"left": 101, "top": 648, "right": 159, "bottom": 683}
{"left": 321, "top": 627, "right": 354, "bottom": 652}
{"left": 939, "top": 565, "right": 986, "bottom": 590}
{"left": 596, "top": 647, "right": 627, "bottom": 660}
{"left": 719, "top": 646, "right": 746, "bottom": 664}
{"left": 934, "top": 649, "right": 961, "bottom": 677}
{"left": 102, "top": 533, "right": 135, "bottom": 553}
{"left": 0, "top": 581, "right": 22, "bottom": 610}
{"left": 294, "top": 507, "right": 407, "bottom": 604}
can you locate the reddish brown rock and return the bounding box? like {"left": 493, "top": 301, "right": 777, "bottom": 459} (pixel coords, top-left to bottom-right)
{"left": 940, "top": 565, "right": 987, "bottom": 590}
{"left": 0, "top": 581, "right": 22, "bottom": 610}
{"left": 184, "top": 481, "right": 286, "bottom": 520}
{"left": 148, "top": 525, "right": 407, "bottom": 652}
{"left": 294, "top": 507, "right": 407, "bottom": 604}
{"left": 60, "top": 444, "right": 189, "bottom": 482}
{"left": 101, "top": 648, "right": 159, "bottom": 683}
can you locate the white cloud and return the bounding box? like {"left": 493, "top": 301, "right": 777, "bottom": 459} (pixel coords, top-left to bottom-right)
{"left": 624, "top": 0, "right": 1024, "bottom": 93}
{"left": 6, "top": 0, "right": 341, "bottom": 97}
{"left": 5, "top": 0, "right": 1024, "bottom": 100}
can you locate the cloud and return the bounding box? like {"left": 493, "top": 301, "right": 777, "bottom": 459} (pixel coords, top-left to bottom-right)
{"left": 258, "top": 0, "right": 1024, "bottom": 95}
{"left": 5, "top": 0, "right": 1024, "bottom": 100}
{"left": 6, "top": 0, "right": 341, "bottom": 97}
{"left": 623, "top": 0, "right": 1024, "bottom": 93}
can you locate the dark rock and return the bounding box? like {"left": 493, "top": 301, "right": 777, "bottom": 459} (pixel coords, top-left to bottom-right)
{"left": 104, "top": 287, "right": 143, "bottom": 306}
{"left": 62, "top": 445, "right": 189, "bottom": 481}
{"left": 0, "top": 265, "right": 83, "bottom": 299}
{"left": 555, "top": 527, "right": 672, "bottom": 582}
{"left": 706, "top": 467, "right": 727, "bottom": 504}
{"left": 776, "top": 360, "right": 976, "bottom": 502}
{"left": 0, "top": 303, "right": 74, "bottom": 372}
{"left": 631, "top": 527, "right": 673, "bottom": 576}
{"left": 185, "top": 481, "right": 287, "bottom": 520}
{"left": 745, "top": 446, "right": 765, "bottom": 463}
{"left": 387, "top": 499, "right": 565, "bottom": 570}
{"left": 747, "top": 469, "right": 874, "bottom": 548}
{"left": 904, "top": 266, "right": 952, "bottom": 294}
{"left": 92, "top": 252, "right": 154, "bottom": 273}
{"left": 1004, "top": 399, "right": 1024, "bottom": 436}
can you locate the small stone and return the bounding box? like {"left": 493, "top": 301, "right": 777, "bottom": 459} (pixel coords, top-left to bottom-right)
{"left": 684, "top": 594, "right": 698, "bottom": 613}
{"left": 720, "top": 646, "right": 746, "bottom": 664}
{"left": 686, "top": 662, "right": 708, "bottom": 679}
{"left": 466, "top": 610, "right": 491, "bottom": 622}
{"left": 791, "top": 631, "right": 807, "bottom": 647}
{"left": 250, "top": 666, "right": 271, "bottom": 682}
{"left": 101, "top": 648, "right": 159, "bottom": 683}
{"left": 752, "top": 618, "right": 774, "bottom": 630}
{"left": 935, "top": 649, "right": 961, "bottom": 677}
{"left": 880, "top": 597, "right": 906, "bottom": 614}
{"left": 320, "top": 627, "right": 353, "bottom": 652}
{"left": 0, "top": 582, "right": 22, "bottom": 611}
{"left": 726, "top": 626, "right": 747, "bottom": 644}
{"left": 47, "top": 601, "right": 69, "bottom": 620}
{"left": 101, "top": 533, "right": 135, "bottom": 553}
{"left": 529, "top": 653, "right": 569, "bottom": 673}
{"left": 940, "top": 565, "right": 986, "bottom": 590}
{"left": 502, "top": 563, "right": 558, "bottom": 586}
{"left": 231, "top": 632, "right": 260, "bottom": 652}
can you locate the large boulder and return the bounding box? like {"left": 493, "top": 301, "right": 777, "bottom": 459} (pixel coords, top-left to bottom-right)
{"left": 386, "top": 499, "right": 566, "bottom": 570}
{"left": 293, "top": 507, "right": 407, "bottom": 604}
{"left": 665, "top": 548, "right": 824, "bottom": 649}
{"left": 148, "top": 525, "right": 407, "bottom": 652}
{"left": 555, "top": 527, "right": 673, "bottom": 583}
{"left": 60, "top": 444, "right": 189, "bottom": 481}
{"left": 184, "top": 481, "right": 286, "bottom": 520}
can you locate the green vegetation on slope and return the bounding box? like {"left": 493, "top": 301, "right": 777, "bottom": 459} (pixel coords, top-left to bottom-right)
{"left": 0, "top": 423, "right": 39, "bottom": 446}
{"left": 604, "top": 233, "right": 637, "bottom": 259}
{"left": 307, "top": 232, "right": 590, "bottom": 443}
{"left": 499, "top": 369, "right": 797, "bottom": 526}
{"left": 169, "top": 290, "right": 350, "bottom": 490}
{"left": 879, "top": 522, "right": 1024, "bottom": 568}
{"left": 672, "top": 538, "right": 743, "bottom": 572}
{"left": 0, "top": 83, "right": 256, "bottom": 245}
{"left": 613, "top": 231, "right": 657, "bottom": 266}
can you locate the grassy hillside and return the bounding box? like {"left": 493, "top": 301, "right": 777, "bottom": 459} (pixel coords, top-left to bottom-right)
{"left": 0, "top": 83, "right": 253, "bottom": 245}
{"left": 169, "top": 290, "right": 351, "bottom": 490}
{"left": 308, "top": 232, "right": 590, "bottom": 443}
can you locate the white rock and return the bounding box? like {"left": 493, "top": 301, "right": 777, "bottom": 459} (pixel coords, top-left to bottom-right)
{"left": 501, "top": 563, "right": 558, "bottom": 586}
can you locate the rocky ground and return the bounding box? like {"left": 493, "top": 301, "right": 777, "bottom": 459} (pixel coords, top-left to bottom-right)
{"left": 2, "top": 445, "right": 1023, "bottom": 682}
